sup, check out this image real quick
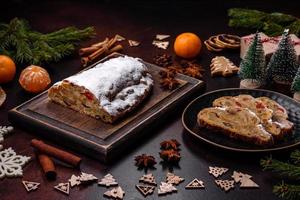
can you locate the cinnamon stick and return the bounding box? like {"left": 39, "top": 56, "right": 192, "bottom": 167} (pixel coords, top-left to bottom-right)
{"left": 38, "top": 153, "right": 56, "bottom": 180}
{"left": 31, "top": 139, "right": 81, "bottom": 167}
{"left": 79, "top": 38, "right": 110, "bottom": 56}
{"left": 88, "top": 37, "right": 117, "bottom": 61}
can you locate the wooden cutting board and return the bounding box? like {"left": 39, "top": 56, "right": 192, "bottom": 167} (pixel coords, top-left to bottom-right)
{"left": 8, "top": 53, "right": 204, "bottom": 162}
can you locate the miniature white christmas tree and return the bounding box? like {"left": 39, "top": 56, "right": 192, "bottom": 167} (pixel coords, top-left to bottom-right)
{"left": 291, "top": 67, "right": 300, "bottom": 101}
{"left": 239, "top": 32, "right": 266, "bottom": 89}
{"left": 267, "top": 29, "right": 299, "bottom": 85}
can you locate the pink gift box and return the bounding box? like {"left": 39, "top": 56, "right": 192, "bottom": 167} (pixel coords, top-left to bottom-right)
{"left": 240, "top": 32, "right": 300, "bottom": 60}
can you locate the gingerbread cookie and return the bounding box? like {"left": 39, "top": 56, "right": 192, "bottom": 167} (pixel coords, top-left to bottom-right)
{"left": 210, "top": 56, "right": 239, "bottom": 77}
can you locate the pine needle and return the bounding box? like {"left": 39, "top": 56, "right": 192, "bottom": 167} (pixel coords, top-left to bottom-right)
{"left": 274, "top": 182, "right": 300, "bottom": 200}
{"left": 261, "top": 157, "right": 300, "bottom": 180}
{"left": 0, "top": 18, "right": 95, "bottom": 65}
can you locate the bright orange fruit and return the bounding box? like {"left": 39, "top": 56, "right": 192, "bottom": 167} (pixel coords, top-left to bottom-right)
{"left": 174, "top": 32, "right": 202, "bottom": 59}
{"left": 0, "top": 55, "right": 16, "bottom": 84}
{"left": 19, "top": 65, "right": 51, "bottom": 93}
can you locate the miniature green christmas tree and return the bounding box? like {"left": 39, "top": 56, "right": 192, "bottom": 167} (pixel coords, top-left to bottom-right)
{"left": 239, "top": 32, "right": 266, "bottom": 88}
{"left": 291, "top": 67, "right": 300, "bottom": 101}
{"left": 261, "top": 150, "right": 300, "bottom": 200}
{"left": 267, "top": 29, "right": 299, "bottom": 84}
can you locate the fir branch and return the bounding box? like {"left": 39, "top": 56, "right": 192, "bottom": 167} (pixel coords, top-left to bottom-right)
{"left": 228, "top": 8, "right": 300, "bottom": 36}
{"left": 261, "top": 157, "right": 300, "bottom": 180}
{"left": 0, "top": 18, "right": 95, "bottom": 65}
{"left": 273, "top": 182, "right": 300, "bottom": 200}
{"left": 291, "top": 150, "right": 300, "bottom": 165}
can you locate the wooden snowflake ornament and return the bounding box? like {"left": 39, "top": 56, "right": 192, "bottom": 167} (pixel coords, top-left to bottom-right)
{"left": 0, "top": 147, "right": 30, "bottom": 179}
{"left": 54, "top": 182, "right": 70, "bottom": 195}
{"left": 136, "top": 184, "right": 155, "bottom": 196}
{"left": 22, "top": 181, "right": 40, "bottom": 192}
{"left": 0, "top": 126, "right": 13, "bottom": 143}
{"left": 215, "top": 179, "right": 235, "bottom": 192}
{"left": 209, "top": 166, "right": 229, "bottom": 178}
{"left": 139, "top": 173, "right": 156, "bottom": 185}
{"left": 104, "top": 186, "right": 125, "bottom": 199}
{"left": 98, "top": 174, "right": 118, "bottom": 187}
{"left": 158, "top": 182, "right": 177, "bottom": 195}
{"left": 185, "top": 178, "right": 205, "bottom": 189}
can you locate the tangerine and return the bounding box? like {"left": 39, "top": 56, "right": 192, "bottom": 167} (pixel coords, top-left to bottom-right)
{"left": 0, "top": 55, "right": 16, "bottom": 84}
{"left": 174, "top": 33, "right": 202, "bottom": 59}
{"left": 19, "top": 65, "right": 51, "bottom": 93}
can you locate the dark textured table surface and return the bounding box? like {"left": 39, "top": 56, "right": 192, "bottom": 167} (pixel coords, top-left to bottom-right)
{"left": 1, "top": 1, "right": 300, "bottom": 199}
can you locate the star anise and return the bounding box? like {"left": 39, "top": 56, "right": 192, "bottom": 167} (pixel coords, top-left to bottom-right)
{"left": 166, "top": 65, "right": 184, "bottom": 74}
{"left": 160, "top": 139, "right": 180, "bottom": 150}
{"left": 159, "top": 69, "right": 175, "bottom": 78}
{"left": 135, "top": 154, "right": 156, "bottom": 168}
{"left": 184, "top": 65, "right": 204, "bottom": 79}
{"left": 159, "top": 149, "right": 181, "bottom": 163}
{"left": 153, "top": 54, "right": 173, "bottom": 67}
{"left": 160, "top": 77, "right": 180, "bottom": 90}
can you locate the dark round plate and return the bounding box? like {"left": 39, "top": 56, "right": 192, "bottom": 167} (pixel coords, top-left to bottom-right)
{"left": 182, "top": 88, "right": 300, "bottom": 152}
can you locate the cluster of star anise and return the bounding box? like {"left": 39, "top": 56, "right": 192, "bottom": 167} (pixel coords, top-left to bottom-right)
{"left": 156, "top": 55, "right": 205, "bottom": 90}
{"left": 159, "top": 139, "right": 181, "bottom": 163}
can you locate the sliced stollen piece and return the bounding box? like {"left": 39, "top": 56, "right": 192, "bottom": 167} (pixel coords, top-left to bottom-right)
{"left": 48, "top": 56, "right": 153, "bottom": 123}
{"left": 212, "top": 95, "right": 293, "bottom": 140}
{"left": 210, "top": 56, "right": 239, "bottom": 77}
{"left": 198, "top": 107, "right": 274, "bottom": 146}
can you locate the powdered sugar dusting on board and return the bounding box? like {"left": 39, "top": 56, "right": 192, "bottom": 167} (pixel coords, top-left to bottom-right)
{"left": 65, "top": 56, "right": 153, "bottom": 116}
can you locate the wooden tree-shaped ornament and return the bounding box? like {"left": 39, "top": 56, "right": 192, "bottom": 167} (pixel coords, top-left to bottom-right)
{"left": 239, "top": 32, "right": 266, "bottom": 89}
{"left": 291, "top": 67, "right": 300, "bottom": 102}
{"left": 136, "top": 184, "right": 155, "bottom": 196}
{"left": 268, "top": 29, "right": 299, "bottom": 85}
{"left": 98, "top": 174, "right": 118, "bottom": 187}
{"left": 209, "top": 166, "right": 229, "bottom": 178}
{"left": 185, "top": 178, "right": 205, "bottom": 189}
{"left": 166, "top": 172, "right": 185, "bottom": 185}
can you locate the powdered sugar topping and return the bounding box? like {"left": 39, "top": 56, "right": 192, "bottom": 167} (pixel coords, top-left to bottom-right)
{"left": 65, "top": 56, "right": 153, "bottom": 116}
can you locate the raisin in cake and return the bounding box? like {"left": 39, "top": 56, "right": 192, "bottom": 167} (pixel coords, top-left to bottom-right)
{"left": 48, "top": 56, "right": 153, "bottom": 123}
